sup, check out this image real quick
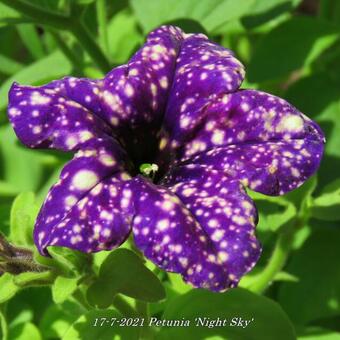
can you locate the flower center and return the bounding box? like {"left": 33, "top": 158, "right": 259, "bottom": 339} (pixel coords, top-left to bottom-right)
{"left": 139, "top": 163, "right": 159, "bottom": 181}
{"left": 119, "top": 127, "right": 169, "bottom": 182}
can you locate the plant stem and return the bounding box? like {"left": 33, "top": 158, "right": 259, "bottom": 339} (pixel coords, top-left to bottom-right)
{"left": 249, "top": 228, "right": 295, "bottom": 294}
{"left": 0, "top": 0, "right": 111, "bottom": 73}
{"left": 0, "top": 0, "right": 70, "bottom": 29}
{"left": 0, "top": 305, "right": 8, "bottom": 340}
{"left": 51, "top": 31, "right": 84, "bottom": 75}
{"left": 96, "top": 0, "right": 109, "bottom": 56}
{"left": 136, "top": 301, "right": 155, "bottom": 340}
{"left": 113, "top": 295, "right": 138, "bottom": 317}
{"left": 69, "top": 22, "right": 111, "bottom": 73}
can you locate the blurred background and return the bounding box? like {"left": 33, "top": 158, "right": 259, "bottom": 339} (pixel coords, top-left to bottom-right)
{"left": 0, "top": 0, "right": 339, "bottom": 339}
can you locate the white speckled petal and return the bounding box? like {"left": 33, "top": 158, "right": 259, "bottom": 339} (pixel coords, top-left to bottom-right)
{"left": 34, "top": 137, "right": 132, "bottom": 255}
{"left": 177, "top": 90, "right": 325, "bottom": 195}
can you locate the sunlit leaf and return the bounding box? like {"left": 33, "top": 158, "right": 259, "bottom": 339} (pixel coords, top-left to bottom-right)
{"left": 52, "top": 276, "right": 78, "bottom": 304}
{"left": 9, "top": 322, "right": 41, "bottom": 340}
{"left": 130, "top": 0, "right": 255, "bottom": 33}
{"left": 0, "top": 273, "right": 19, "bottom": 303}
{"left": 10, "top": 192, "right": 39, "bottom": 246}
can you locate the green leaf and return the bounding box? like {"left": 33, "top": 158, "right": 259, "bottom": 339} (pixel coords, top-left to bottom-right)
{"left": 13, "top": 271, "right": 55, "bottom": 287}
{"left": 0, "top": 54, "right": 23, "bottom": 76}
{"left": 9, "top": 322, "right": 41, "bottom": 340}
{"left": 62, "top": 309, "right": 139, "bottom": 340}
{"left": 250, "top": 193, "right": 296, "bottom": 232}
{"left": 0, "top": 50, "right": 72, "bottom": 112}
{"left": 298, "top": 327, "right": 340, "bottom": 340}
{"left": 248, "top": 16, "right": 339, "bottom": 82}
{"left": 107, "top": 9, "right": 142, "bottom": 63}
{"left": 168, "top": 273, "right": 192, "bottom": 294}
{"left": 0, "top": 126, "right": 53, "bottom": 192}
{"left": 10, "top": 192, "right": 39, "bottom": 246}
{"left": 52, "top": 276, "right": 78, "bottom": 304}
{"left": 0, "top": 180, "right": 20, "bottom": 197}
{"left": 87, "top": 248, "right": 165, "bottom": 307}
{"left": 0, "top": 3, "right": 22, "bottom": 27}
{"left": 48, "top": 246, "right": 92, "bottom": 277}
{"left": 39, "top": 302, "right": 83, "bottom": 339}
{"left": 159, "top": 288, "right": 296, "bottom": 340}
{"left": 16, "top": 24, "right": 46, "bottom": 60}
{"left": 320, "top": 0, "right": 340, "bottom": 27}
{"left": 0, "top": 273, "right": 19, "bottom": 303}
{"left": 278, "top": 228, "right": 340, "bottom": 326}
{"left": 284, "top": 176, "right": 318, "bottom": 210}
{"left": 311, "top": 180, "right": 340, "bottom": 220}
{"left": 274, "top": 271, "right": 299, "bottom": 283}
{"left": 130, "top": 0, "right": 255, "bottom": 33}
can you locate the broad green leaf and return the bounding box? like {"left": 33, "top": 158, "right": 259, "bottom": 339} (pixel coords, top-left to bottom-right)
{"left": 0, "top": 54, "right": 23, "bottom": 76}
{"left": 0, "top": 126, "right": 45, "bottom": 192}
{"left": 202, "top": 0, "right": 256, "bottom": 32}
{"left": 278, "top": 228, "right": 340, "bottom": 326}
{"left": 0, "top": 51, "right": 72, "bottom": 111}
{"left": 0, "top": 3, "right": 22, "bottom": 27}
{"left": 248, "top": 0, "right": 301, "bottom": 15}
{"left": 0, "top": 273, "right": 19, "bottom": 303}
{"left": 9, "top": 322, "right": 41, "bottom": 340}
{"left": 248, "top": 16, "right": 339, "bottom": 82}
{"left": 52, "top": 276, "right": 78, "bottom": 304}
{"left": 285, "top": 72, "right": 340, "bottom": 189}
{"left": 107, "top": 9, "right": 142, "bottom": 63}
{"left": 13, "top": 271, "right": 55, "bottom": 287}
{"left": 311, "top": 183, "right": 340, "bottom": 220}
{"left": 62, "top": 309, "right": 138, "bottom": 340}
{"left": 159, "top": 288, "right": 296, "bottom": 340}
{"left": 130, "top": 0, "right": 255, "bottom": 33}
{"left": 10, "top": 192, "right": 39, "bottom": 246}
{"left": 87, "top": 248, "right": 165, "bottom": 307}
{"left": 241, "top": 0, "right": 302, "bottom": 29}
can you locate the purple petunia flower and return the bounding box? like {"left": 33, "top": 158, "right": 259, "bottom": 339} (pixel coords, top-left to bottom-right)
{"left": 7, "top": 26, "right": 324, "bottom": 291}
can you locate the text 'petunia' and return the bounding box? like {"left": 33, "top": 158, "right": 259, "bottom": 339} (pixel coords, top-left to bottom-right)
{"left": 7, "top": 26, "right": 325, "bottom": 291}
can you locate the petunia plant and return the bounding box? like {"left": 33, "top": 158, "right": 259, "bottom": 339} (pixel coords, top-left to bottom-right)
{"left": 6, "top": 25, "right": 324, "bottom": 293}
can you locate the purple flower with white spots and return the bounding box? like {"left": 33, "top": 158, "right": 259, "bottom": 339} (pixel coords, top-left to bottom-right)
{"left": 7, "top": 26, "right": 325, "bottom": 291}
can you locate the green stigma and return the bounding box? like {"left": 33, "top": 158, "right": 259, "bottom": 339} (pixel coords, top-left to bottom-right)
{"left": 139, "top": 163, "right": 159, "bottom": 179}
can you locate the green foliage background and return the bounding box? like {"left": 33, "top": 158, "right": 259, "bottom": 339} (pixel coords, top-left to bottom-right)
{"left": 0, "top": 0, "right": 339, "bottom": 339}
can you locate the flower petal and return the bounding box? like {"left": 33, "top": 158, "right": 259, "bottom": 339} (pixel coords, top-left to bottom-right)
{"left": 178, "top": 90, "right": 325, "bottom": 195}
{"left": 132, "top": 171, "right": 260, "bottom": 291}
{"left": 7, "top": 81, "right": 111, "bottom": 151}
{"left": 158, "top": 32, "right": 245, "bottom": 157}
{"left": 60, "top": 26, "right": 184, "bottom": 133}
{"left": 34, "top": 138, "right": 132, "bottom": 255}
